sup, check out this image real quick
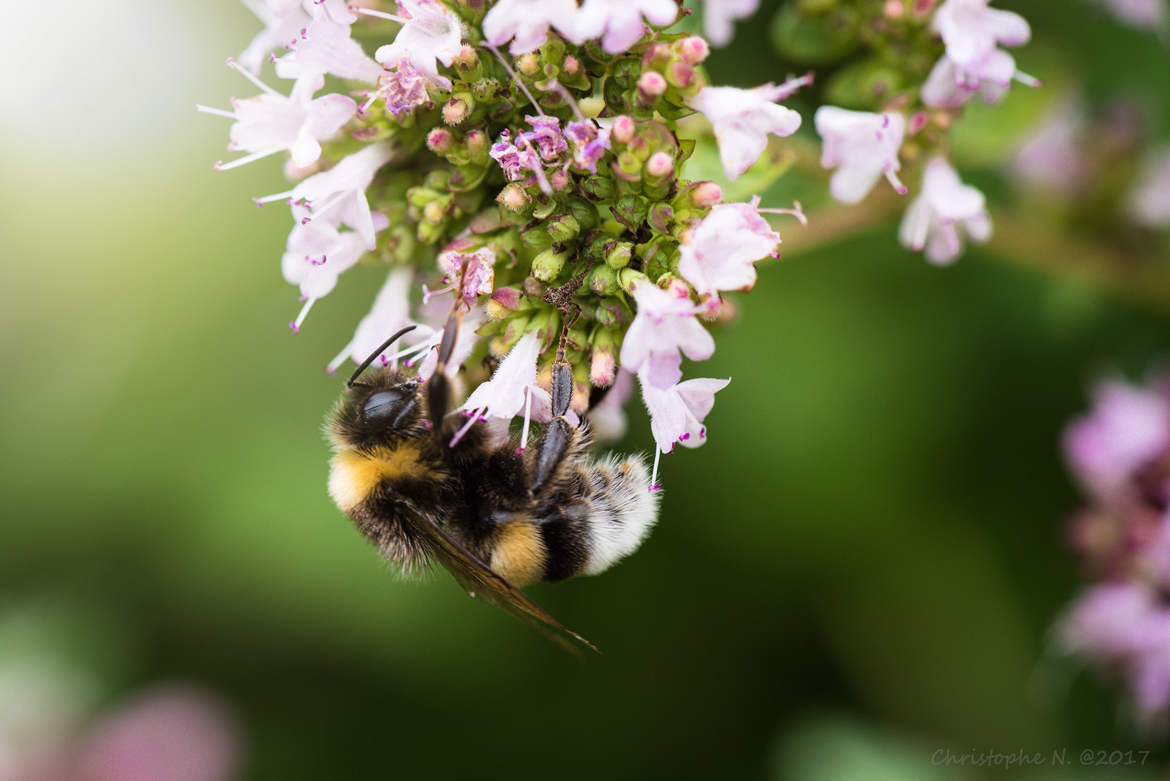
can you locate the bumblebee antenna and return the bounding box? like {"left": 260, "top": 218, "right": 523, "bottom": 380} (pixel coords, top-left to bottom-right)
{"left": 347, "top": 325, "right": 418, "bottom": 387}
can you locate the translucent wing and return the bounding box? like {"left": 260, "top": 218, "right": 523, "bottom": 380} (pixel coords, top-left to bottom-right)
{"left": 409, "top": 510, "right": 599, "bottom": 654}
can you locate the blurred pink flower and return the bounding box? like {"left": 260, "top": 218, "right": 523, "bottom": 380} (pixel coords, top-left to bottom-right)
{"left": 700, "top": 0, "right": 759, "bottom": 47}
{"left": 1064, "top": 376, "right": 1170, "bottom": 500}
{"left": 73, "top": 686, "right": 240, "bottom": 781}
{"left": 576, "top": 0, "right": 678, "bottom": 54}
{"left": 921, "top": 0, "right": 1036, "bottom": 108}
{"left": 814, "top": 107, "right": 908, "bottom": 203}
{"left": 619, "top": 282, "right": 715, "bottom": 389}
{"left": 1126, "top": 148, "right": 1170, "bottom": 229}
{"left": 374, "top": 0, "right": 463, "bottom": 89}
{"left": 897, "top": 157, "right": 991, "bottom": 265}
{"left": 689, "top": 83, "right": 803, "bottom": 180}
{"left": 1010, "top": 100, "right": 1087, "bottom": 193}
{"left": 678, "top": 196, "right": 779, "bottom": 298}
{"left": 482, "top": 0, "right": 580, "bottom": 54}
{"left": 1095, "top": 0, "right": 1166, "bottom": 29}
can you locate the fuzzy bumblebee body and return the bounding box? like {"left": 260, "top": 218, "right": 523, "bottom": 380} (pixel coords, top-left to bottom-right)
{"left": 326, "top": 352, "right": 658, "bottom": 648}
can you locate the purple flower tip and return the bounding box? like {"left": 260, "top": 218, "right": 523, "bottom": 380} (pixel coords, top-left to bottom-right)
{"left": 289, "top": 322, "right": 299, "bottom": 333}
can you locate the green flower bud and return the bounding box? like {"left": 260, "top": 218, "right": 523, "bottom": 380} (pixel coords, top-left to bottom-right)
{"left": 531, "top": 248, "right": 567, "bottom": 281}
{"left": 588, "top": 264, "right": 619, "bottom": 295}
{"left": 520, "top": 225, "right": 553, "bottom": 250}
{"left": 547, "top": 213, "right": 580, "bottom": 243}
{"left": 605, "top": 241, "right": 633, "bottom": 269}
{"left": 613, "top": 195, "right": 648, "bottom": 228}
{"left": 581, "top": 175, "right": 616, "bottom": 202}
{"left": 618, "top": 268, "right": 649, "bottom": 293}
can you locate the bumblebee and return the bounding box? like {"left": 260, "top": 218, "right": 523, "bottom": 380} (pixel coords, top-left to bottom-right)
{"left": 326, "top": 314, "right": 659, "bottom": 651}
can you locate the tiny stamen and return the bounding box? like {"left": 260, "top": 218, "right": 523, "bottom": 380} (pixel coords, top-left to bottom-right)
{"left": 352, "top": 6, "right": 410, "bottom": 24}
{"left": 449, "top": 407, "right": 484, "bottom": 447}
{"left": 519, "top": 136, "right": 553, "bottom": 196}
{"left": 227, "top": 57, "right": 281, "bottom": 97}
{"left": 196, "top": 104, "right": 237, "bottom": 119}
{"left": 773, "top": 71, "right": 814, "bottom": 102}
{"left": 758, "top": 201, "right": 808, "bottom": 225}
{"left": 327, "top": 339, "right": 355, "bottom": 374}
{"left": 290, "top": 297, "right": 316, "bottom": 333}
{"left": 883, "top": 166, "right": 908, "bottom": 196}
{"left": 519, "top": 386, "right": 534, "bottom": 450}
{"left": 546, "top": 81, "right": 585, "bottom": 122}
{"left": 649, "top": 448, "right": 662, "bottom": 491}
{"left": 1013, "top": 70, "right": 1042, "bottom": 88}
{"left": 215, "top": 147, "right": 284, "bottom": 171}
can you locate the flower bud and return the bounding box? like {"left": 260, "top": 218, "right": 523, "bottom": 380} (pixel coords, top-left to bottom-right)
{"left": 665, "top": 61, "right": 694, "bottom": 89}
{"left": 426, "top": 127, "right": 454, "bottom": 154}
{"left": 423, "top": 199, "right": 447, "bottom": 224}
{"left": 590, "top": 348, "right": 616, "bottom": 387}
{"left": 691, "top": 181, "right": 723, "bottom": 207}
{"left": 563, "top": 55, "right": 581, "bottom": 76}
{"left": 442, "top": 96, "right": 471, "bottom": 125}
{"left": 491, "top": 286, "right": 522, "bottom": 311}
{"left": 517, "top": 53, "right": 539, "bottom": 75}
{"left": 612, "top": 115, "right": 635, "bottom": 144}
{"left": 646, "top": 151, "right": 674, "bottom": 178}
{"left": 531, "top": 248, "right": 567, "bottom": 281}
{"left": 678, "top": 36, "right": 709, "bottom": 64}
{"left": 605, "top": 241, "right": 633, "bottom": 269}
{"left": 581, "top": 175, "right": 615, "bottom": 202}
{"left": 520, "top": 225, "right": 553, "bottom": 249}
{"left": 618, "top": 268, "right": 648, "bottom": 293}
{"left": 614, "top": 195, "right": 648, "bottom": 227}
{"left": 588, "top": 264, "right": 619, "bottom": 295}
{"left": 521, "top": 276, "right": 546, "bottom": 298}
{"left": 452, "top": 44, "right": 478, "bottom": 68}
{"left": 638, "top": 71, "right": 667, "bottom": 98}
{"left": 547, "top": 213, "right": 580, "bottom": 243}
{"left": 497, "top": 183, "right": 531, "bottom": 213}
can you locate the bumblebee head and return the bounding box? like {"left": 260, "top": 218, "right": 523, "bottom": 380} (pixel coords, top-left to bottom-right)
{"left": 327, "top": 326, "right": 428, "bottom": 450}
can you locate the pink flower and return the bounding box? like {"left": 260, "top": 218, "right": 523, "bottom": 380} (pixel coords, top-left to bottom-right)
{"left": 575, "top": 0, "right": 679, "bottom": 54}
{"left": 455, "top": 331, "right": 551, "bottom": 448}
{"left": 619, "top": 282, "right": 715, "bottom": 389}
{"left": 814, "top": 107, "right": 908, "bottom": 203}
{"left": 678, "top": 196, "right": 779, "bottom": 298}
{"left": 638, "top": 370, "right": 730, "bottom": 454}
{"left": 897, "top": 157, "right": 991, "bottom": 265}
{"left": 700, "top": 0, "right": 760, "bottom": 47}
{"left": 482, "top": 0, "right": 581, "bottom": 55}
{"left": 329, "top": 267, "right": 425, "bottom": 372}
{"left": 934, "top": 0, "right": 1030, "bottom": 68}
{"left": 262, "top": 142, "right": 393, "bottom": 250}
{"left": 366, "top": 59, "right": 431, "bottom": 116}
{"left": 1095, "top": 0, "right": 1166, "bottom": 29}
{"left": 565, "top": 120, "right": 611, "bottom": 173}
{"left": 238, "top": 0, "right": 311, "bottom": 75}
{"left": 374, "top": 0, "right": 463, "bottom": 89}
{"left": 1064, "top": 377, "right": 1170, "bottom": 500}
{"left": 1009, "top": 100, "right": 1087, "bottom": 193}
{"left": 921, "top": 0, "right": 1036, "bottom": 108}
{"left": 273, "top": 8, "right": 382, "bottom": 85}
{"left": 199, "top": 67, "right": 356, "bottom": 170}
{"left": 689, "top": 83, "right": 803, "bottom": 180}
{"left": 1126, "top": 148, "right": 1170, "bottom": 229}
{"left": 588, "top": 368, "right": 635, "bottom": 442}
{"left": 437, "top": 246, "right": 497, "bottom": 305}
{"left": 282, "top": 212, "right": 390, "bottom": 330}
{"left": 74, "top": 686, "right": 240, "bottom": 781}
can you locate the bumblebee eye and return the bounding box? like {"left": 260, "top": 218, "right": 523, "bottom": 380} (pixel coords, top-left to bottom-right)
{"left": 362, "top": 390, "right": 406, "bottom": 420}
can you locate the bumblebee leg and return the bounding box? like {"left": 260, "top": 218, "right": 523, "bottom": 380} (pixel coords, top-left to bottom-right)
{"left": 427, "top": 309, "right": 464, "bottom": 429}
{"left": 531, "top": 315, "right": 580, "bottom": 493}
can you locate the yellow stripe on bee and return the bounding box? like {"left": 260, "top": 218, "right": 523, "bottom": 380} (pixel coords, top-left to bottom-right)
{"left": 328, "top": 445, "right": 431, "bottom": 513}
{"left": 490, "top": 520, "right": 547, "bottom": 587}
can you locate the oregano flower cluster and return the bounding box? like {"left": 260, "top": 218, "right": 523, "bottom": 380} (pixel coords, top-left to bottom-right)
{"left": 200, "top": 0, "right": 1040, "bottom": 486}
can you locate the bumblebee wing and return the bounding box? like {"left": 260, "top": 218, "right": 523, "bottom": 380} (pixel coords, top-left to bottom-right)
{"left": 410, "top": 512, "right": 598, "bottom": 654}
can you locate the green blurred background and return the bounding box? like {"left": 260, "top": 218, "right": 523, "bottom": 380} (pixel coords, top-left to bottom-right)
{"left": 2, "top": 1, "right": 1169, "bottom": 778}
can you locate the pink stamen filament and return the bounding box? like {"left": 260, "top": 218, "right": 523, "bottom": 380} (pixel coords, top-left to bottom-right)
{"left": 290, "top": 297, "right": 316, "bottom": 333}
{"left": 351, "top": 7, "right": 410, "bottom": 24}
{"left": 196, "top": 104, "right": 237, "bottom": 119}
{"left": 449, "top": 407, "right": 485, "bottom": 447}
{"left": 649, "top": 448, "right": 662, "bottom": 491}
{"left": 519, "top": 386, "right": 534, "bottom": 451}
{"left": 215, "top": 147, "right": 284, "bottom": 171}
{"left": 758, "top": 201, "right": 808, "bottom": 226}
{"left": 773, "top": 71, "right": 814, "bottom": 101}
{"left": 883, "top": 164, "right": 908, "bottom": 195}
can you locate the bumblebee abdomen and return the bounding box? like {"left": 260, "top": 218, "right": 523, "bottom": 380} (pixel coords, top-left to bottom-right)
{"left": 536, "top": 454, "right": 660, "bottom": 581}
